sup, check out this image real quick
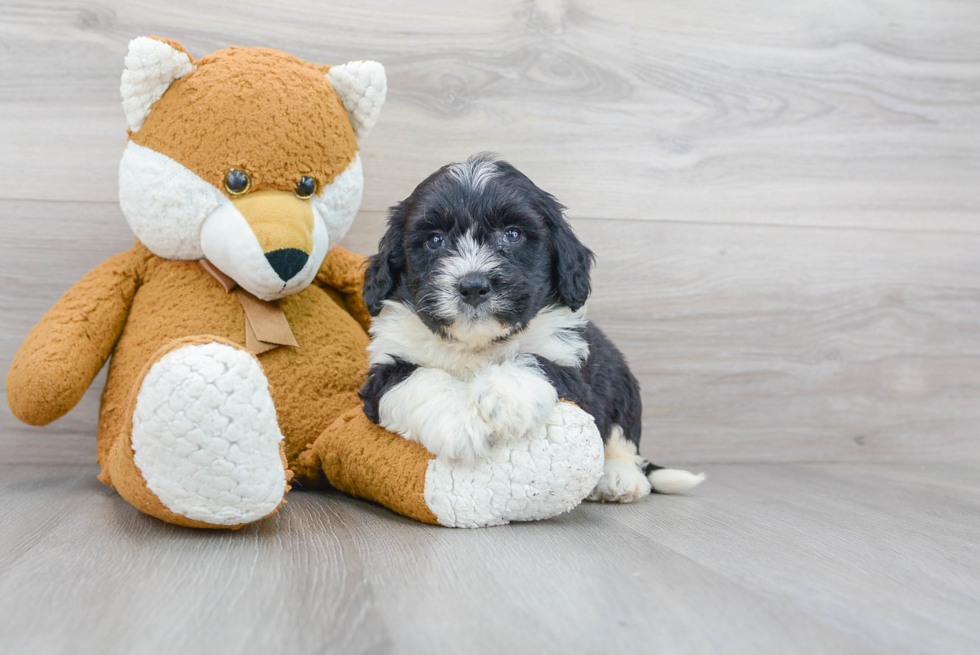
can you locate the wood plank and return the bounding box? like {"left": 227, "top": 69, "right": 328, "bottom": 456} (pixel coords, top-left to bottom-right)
{"left": 3, "top": 201, "right": 978, "bottom": 464}
{"left": 0, "top": 466, "right": 393, "bottom": 654}
{"left": 573, "top": 218, "right": 980, "bottom": 464}
{"left": 601, "top": 462, "right": 980, "bottom": 653}
{"left": 0, "top": 0, "right": 978, "bottom": 230}
{"left": 319, "top": 481, "right": 870, "bottom": 655}
{"left": 2, "top": 462, "right": 977, "bottom": 653}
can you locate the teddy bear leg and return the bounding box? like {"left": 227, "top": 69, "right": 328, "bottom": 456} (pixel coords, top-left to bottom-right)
{"left": 304, "top": 408, "right": 441, "bottom": 525}
{"left": 103, "top": 337, "right": 289, "bottom": 529}
{"left": 306, "top": 401, "right": 604, "bottom": 528}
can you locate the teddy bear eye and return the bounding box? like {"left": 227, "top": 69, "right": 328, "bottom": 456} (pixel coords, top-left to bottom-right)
{"left": 294, "top": 176, "right": 317, "bottom": 199}
{"left": 224, "top": 169, "right": 251, "bottom": 196}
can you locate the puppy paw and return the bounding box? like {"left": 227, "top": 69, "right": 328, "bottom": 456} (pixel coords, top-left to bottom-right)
{"left": 418, "top": 405, "right": 494, "bottom": 462}
{"left": 377, "top": 366, "right": 495, "bottom": 462}
{"left": 587, "top": 458, "right": 652, "bottom": 503}
{"left": 470, "top": 359, "right": 558, "bottom": 440}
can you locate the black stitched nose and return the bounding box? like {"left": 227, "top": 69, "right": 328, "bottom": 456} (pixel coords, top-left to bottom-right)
{"left": 458, "top": 275, "right": 491, "bottom": 307}
{"left": 265, "top": 248, "right": 309, "bottom": 282}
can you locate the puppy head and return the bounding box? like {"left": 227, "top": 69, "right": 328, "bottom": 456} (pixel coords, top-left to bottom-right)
{"left": 364, "top": 153, "right": 594, "bottom": 346}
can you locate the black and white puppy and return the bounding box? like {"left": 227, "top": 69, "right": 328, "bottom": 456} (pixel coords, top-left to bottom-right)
{"left": 359, "top": 154, "right": 704, "bottom": 502}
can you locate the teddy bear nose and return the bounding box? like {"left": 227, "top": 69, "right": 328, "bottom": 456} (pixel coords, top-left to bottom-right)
{"left": 265, "top": 248, "right": 309, "bottom": 282}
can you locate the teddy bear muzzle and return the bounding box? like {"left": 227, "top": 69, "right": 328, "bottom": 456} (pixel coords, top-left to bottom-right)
{"left": 199, "top": 189, "right": 329, "bottom": 300}
{"left": 232, "top": 190, "right": 315, "bottom": 281}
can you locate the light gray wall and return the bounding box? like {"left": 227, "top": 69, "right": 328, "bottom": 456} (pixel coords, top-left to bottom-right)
{"left": 2, "top": 0, "right": 978, "bottom": 464}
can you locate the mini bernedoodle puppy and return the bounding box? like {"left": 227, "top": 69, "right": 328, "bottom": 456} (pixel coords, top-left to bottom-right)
{"left": 359, "top": 154, "right": 704, "bottom": 502}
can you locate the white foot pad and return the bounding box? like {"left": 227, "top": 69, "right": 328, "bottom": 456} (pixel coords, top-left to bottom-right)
{"left": 131, "top": 342, "right": 287, "bottom": 526}
{"left": 423, "top": 403, "right": 604, "bottom": 528}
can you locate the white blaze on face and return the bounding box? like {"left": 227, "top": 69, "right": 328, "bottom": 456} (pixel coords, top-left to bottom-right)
{"left": 117, "top": 140, "right": 364, "bottom": 300}
{"left": 447, "top": 156, "right": 499, "bottom": 192}
{"left": 429, "top": 230, "right": 509, "bottom": 346}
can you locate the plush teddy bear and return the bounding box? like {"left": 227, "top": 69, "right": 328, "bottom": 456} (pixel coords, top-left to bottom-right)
{"left": 5, "top": 37, "right": 604, "bottom": 529}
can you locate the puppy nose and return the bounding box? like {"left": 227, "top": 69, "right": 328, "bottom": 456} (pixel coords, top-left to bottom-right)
{"left": 458, "top": 275, "right": 491, "bottom": 307}
{"left": 265, "top": 248, "right": 309, "bottom": 282}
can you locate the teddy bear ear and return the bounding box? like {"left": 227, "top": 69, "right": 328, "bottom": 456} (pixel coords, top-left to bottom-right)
{"left": 120, "top": 36, "right": 195, "bottom": 133}
{"left": 327, "top": 61, "right": 387, "bottom": 140}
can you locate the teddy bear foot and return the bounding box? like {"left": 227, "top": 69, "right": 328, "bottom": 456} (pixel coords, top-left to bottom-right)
{"left": 313, "top": 401, "right": 605, "bottom": 528}
{"left": 104, "top": 338, "right": 289, "bottom": 529}
{"left": 423, "top": 402, "right": 605, "bottom": 527}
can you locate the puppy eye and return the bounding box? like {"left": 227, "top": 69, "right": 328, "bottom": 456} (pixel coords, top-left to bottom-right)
{"left": 294, "top": 176, "right": 317, "bottom": 199}
{"left": 224, "top": 169, "right": 251, "bottom": 196}
{"left": 426, "top": 233, "right": 446, "bottom": 250}
{"left": 503, "top": 228, "right": 523, "bottom": 244}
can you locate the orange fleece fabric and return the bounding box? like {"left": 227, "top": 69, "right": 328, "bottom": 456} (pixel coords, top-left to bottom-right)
{"left": 133, "top": 46, "right": 358, "bottom": 195}
{"left": 7, "top": 243, "right": 435, "bottom": 528}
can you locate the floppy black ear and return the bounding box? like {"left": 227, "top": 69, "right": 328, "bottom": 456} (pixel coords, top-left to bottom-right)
{"left": 363, "top": 203, "right": 408, "bottom": 316}
{"left": 536, "top": 192, "right": 595, "bottom": 311}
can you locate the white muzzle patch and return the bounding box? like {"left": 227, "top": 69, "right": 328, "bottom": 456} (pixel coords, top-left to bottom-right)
{"left": 118, "top": 142, "right": 364, "bottom": 299}
{"left": 200, "top": 203, "right": 329, "bottom": 301}
{"left": 430, "top": 231, "right": 508, "bottom": 345}
{"left": 119, "top": 141, "right": 225, "bottom": 260}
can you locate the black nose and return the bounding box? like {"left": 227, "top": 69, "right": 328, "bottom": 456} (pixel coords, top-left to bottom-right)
{"left": 458, "top": 275, "right": 492, "bottom": 307}
{"left": 265, "top": 248, "right": 309, "bottom": 282}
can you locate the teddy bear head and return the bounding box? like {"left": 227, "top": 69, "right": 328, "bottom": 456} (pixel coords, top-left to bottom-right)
{"left": 118, "top": 37, "right": 386, "bottom": 300}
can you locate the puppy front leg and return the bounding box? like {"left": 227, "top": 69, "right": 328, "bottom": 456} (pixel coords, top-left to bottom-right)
{"left": 470, "top": 355, "right": 558, "bottom": 440}
{"left": 365, "top": 364, "right": 493, "bottom": 462}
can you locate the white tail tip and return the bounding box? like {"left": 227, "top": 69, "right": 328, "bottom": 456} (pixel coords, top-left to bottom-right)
{"left": 648, "top": 469, "right": 706, "bottom": 494}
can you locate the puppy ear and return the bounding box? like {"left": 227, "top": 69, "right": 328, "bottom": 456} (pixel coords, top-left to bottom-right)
{"left": 537, "top": 194, "right": 595, "bottom": 311}
{"left": 363, "top": 203, "right": 407, "bottom": 315}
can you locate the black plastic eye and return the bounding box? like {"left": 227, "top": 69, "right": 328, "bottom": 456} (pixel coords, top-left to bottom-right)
{"left": 224, "top": 169, "right": 250, "bottom": 196}
{"left": 294, "top": 176, "right": 317, "bottom": 199}
{"left": 503, "top": 228, "right": 523, "bottom": 244}
{"left": 426, "top": 233, "right": 446, "bottom": 250}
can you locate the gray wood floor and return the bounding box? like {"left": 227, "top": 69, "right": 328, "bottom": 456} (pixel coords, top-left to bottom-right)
{"left": 2, "top": 462, "right": 978, "bottom": 655}
{"left": 2, "top": 1, "right": 979, "bottom": 653}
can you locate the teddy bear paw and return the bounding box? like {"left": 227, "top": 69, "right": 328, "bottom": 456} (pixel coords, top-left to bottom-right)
{"left": 423, "top": 402, "right": 604, "bottom": 527}
{"left": 130, "top": 342, "right": 287, "bottom": 526}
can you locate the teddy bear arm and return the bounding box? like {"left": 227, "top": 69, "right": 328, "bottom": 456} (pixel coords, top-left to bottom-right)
{"left": 7, "top": 250, "right": 143, "bottom": 426}
{"left": 314, "top": 246, "right": 372, "bottom": 331}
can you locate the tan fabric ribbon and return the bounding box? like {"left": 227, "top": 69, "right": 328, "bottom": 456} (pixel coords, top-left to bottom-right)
{"left": 200, "top": 260, "right": 299, "bottom": 355}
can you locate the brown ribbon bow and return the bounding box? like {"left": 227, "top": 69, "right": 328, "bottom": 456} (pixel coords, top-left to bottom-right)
{"left": 200, "top": 260, "right": 299, "bottom": 355}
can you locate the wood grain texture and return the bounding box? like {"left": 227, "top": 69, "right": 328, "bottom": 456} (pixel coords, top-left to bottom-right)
{"left": 1, "top": 1, "right": 979, "bottom": 464}
{"left": 0, "top": 0, "right": 978, "bottom": 230}
{"left": 1, "top": 462, "right": 978, "bottom": 654}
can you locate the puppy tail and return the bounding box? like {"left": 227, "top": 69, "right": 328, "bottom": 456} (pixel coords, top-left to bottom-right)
{"left": 643, "top": 462, "right": 706, "bottom": 494}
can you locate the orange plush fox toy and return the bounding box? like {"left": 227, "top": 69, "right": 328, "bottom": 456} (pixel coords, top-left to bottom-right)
{"left": 6, "top": 37, "right": 604, "bottom": 529}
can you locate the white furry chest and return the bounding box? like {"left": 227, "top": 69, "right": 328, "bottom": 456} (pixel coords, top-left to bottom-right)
{"left": 402, "top": 340, "right": 518, "bottom": 380}
{"left": 367, "top": 301, "right": 590, "bottom": 379}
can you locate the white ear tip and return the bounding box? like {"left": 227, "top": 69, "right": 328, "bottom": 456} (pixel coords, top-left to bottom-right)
{"left": 121, "top": 37, "right": 194, "bottom": 132}
{"left": 328, "top": 60, "right": 387, "bottom": 140}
